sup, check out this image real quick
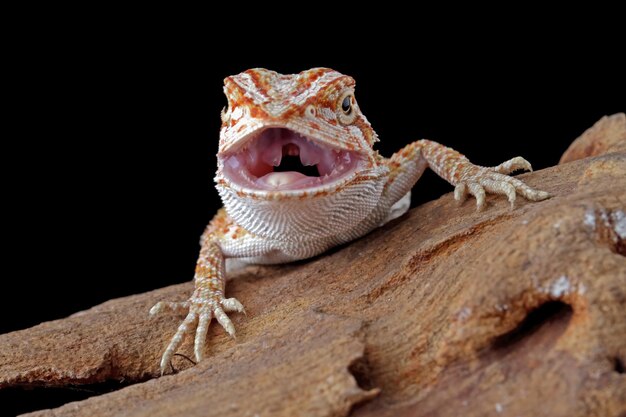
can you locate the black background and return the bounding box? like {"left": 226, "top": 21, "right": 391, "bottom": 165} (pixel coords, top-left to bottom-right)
{"left": 2, "top": 15, "right": 625, "bottom": 416}
{"left": 4, "top": 29, "right": 624, "bottom": 336}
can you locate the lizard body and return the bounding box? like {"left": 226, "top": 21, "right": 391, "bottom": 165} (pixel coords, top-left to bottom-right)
{"left": 150, "top": 68, "right": 550, "bottom": 373}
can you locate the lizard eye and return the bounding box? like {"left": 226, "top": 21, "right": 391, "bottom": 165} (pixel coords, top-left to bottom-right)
{"left": 341, "top": 96, "right": 352, "bottom": 114}
{"left": 337, "top": 91, "right": 357, "bottom": 125}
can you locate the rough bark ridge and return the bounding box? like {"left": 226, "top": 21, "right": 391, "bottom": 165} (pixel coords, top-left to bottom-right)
{"left": 1, "top": 114, "right": 625, "bottom": 417}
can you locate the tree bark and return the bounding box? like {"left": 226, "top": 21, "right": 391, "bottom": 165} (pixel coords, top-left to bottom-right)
{"left": 2, "top": 114, "right": 625, "bottom": 417}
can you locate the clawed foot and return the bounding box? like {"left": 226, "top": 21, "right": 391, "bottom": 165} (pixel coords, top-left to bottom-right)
{"left": 150, "top": 294, "right": 245, "bottom": 374}
{"left": 454, "top": 157, "right": 550, "bottom": 211}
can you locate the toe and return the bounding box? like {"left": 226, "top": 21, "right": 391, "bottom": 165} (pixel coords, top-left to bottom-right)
{"left": 222, "top": 297, "right": 245, "bottom": 314}
{"left": 468, "top": 183, "right": 486, "bottom": 211}
{"left": 531, "top": 189, "right": 551, "bottom": 201}
{"left": 194, "top": 310, "right": 212, "bottom": 362}
{"left": 150, "top": 302, "right": 165, "bottom": 316}
{"left": 493, "top": 156, "right": 533, "bottom": 174}
{"left": 160, "top": 311, "right": 197, "bottom": 375}
{"left": 482, "top": 179, "right": 517, "bottom": 209}
{"left": 503, "top": 183, "right": 517, "bottom": 209}
{"left": 454, "top": 182, "right": 468, "bottom": 204}
{"left": 214, "top": 307, "right": 236, "bottom": 338}
{"left": 150, "top": 301, "right": 189, "bottom": 316}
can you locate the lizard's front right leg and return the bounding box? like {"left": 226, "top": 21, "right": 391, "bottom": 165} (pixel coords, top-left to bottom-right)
{"left": 150, "top": 239, "right": 244, "bottom": 375}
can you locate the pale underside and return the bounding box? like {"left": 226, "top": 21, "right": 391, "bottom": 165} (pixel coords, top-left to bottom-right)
{"left": 216, "top": 124, "right": 419, "bottom": 264}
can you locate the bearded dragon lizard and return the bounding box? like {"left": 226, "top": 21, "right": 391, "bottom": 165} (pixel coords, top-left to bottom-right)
{"left": 150, "top": 68, "right": 550, "bottom": 374}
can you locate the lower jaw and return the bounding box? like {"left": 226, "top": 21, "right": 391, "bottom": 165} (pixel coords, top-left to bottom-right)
{"left": 216, "top": 164, "right": 390, "bottom": 242}
{"left": 255, "top": 171, "right": 326, "bottom": 189}
{"left": 221, "top": 156, "right": 362, "bottom": 192}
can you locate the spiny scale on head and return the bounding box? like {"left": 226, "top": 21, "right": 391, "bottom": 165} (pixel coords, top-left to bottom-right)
{"left": 219, "top": 68, "right": 379, "bottom": 156}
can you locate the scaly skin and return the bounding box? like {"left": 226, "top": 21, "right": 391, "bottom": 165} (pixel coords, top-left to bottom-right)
{"left": 150, "top": 68, "right": 550, "bottom": 374}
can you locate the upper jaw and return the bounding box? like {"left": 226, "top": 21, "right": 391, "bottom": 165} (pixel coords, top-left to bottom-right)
{"left": 219, "top": 117, "right": 364, "bottom": 155}
{"left": 218, "top": 126, "right": 366, "bottom": 192}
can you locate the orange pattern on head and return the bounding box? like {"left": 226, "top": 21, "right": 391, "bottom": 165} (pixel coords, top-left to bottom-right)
{"left": 219, "top": 68, "right": 379, "bottom": 156}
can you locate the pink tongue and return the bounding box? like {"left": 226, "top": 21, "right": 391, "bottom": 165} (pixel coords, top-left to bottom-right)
{"left": 256, "top": 171, "right": 321, "bottom": 189}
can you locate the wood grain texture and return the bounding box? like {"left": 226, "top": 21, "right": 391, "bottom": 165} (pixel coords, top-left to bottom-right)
{"left": 560, "top": 113, "right": 626, "bottom": 163}
{"left": 1, "top": 116, "right": 625, "bottom": 417}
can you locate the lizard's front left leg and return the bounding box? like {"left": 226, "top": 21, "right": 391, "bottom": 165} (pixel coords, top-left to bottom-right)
{"left": 386, "top": 140, "right": 550, "bottom": 211}
{"left": 150, "top": 239, "right": 244, "bottom": 374}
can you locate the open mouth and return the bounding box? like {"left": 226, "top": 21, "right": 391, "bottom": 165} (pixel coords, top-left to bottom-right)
{"left": 221, "top": 128, "right": 361, "bottom": 191}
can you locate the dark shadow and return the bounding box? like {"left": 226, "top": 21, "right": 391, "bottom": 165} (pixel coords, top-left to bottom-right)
{"left": 0, "top": 380, "right": 135, "bottom": 416}
{"left": 614, "top": 356, "right": 625, "bottom": 374}
{"left": 348, "top": 354, "right": 376, "bottom": 391}
{"left": 491, "top": 301, "right": 573, "bottom": 352}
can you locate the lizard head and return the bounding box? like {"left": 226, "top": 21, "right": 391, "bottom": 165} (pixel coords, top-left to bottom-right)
{"left": 216, "top": 68, "right": 381, "bottom": 196}
{"left": 215, "top": 68, "right": 389, "bottom": 241}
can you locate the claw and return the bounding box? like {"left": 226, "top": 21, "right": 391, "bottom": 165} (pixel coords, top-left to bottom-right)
{"left": 214, "top": 307, "right": 236, "bottom": 338}
{"left": 149, "top": 303, "right": 163, "bottom": 316}
{"left": 467, "top": 183, "right": 486, "bottom": 211}
{"left": 482, "top": 180, "right": 517, "bottom": 209}
{"left": 526, "top": 189, "right": 551, "bottom": 201}
{"left": 503, "top": 183, "right": 517, "bottom": 209}
{"left": 222, "top": 297, "right": 246, "bottom": 314}
{"left": 493, "top": 156, "right": 533, "bottom": 174}
{"left": 152, "top": 295, "right": 245, "bottom": 375}
{"left": 454, "top": 182, "right": 468, "bottom": 204}
{"left": 456, "top": 161, "right": 550, "bottom": 212}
